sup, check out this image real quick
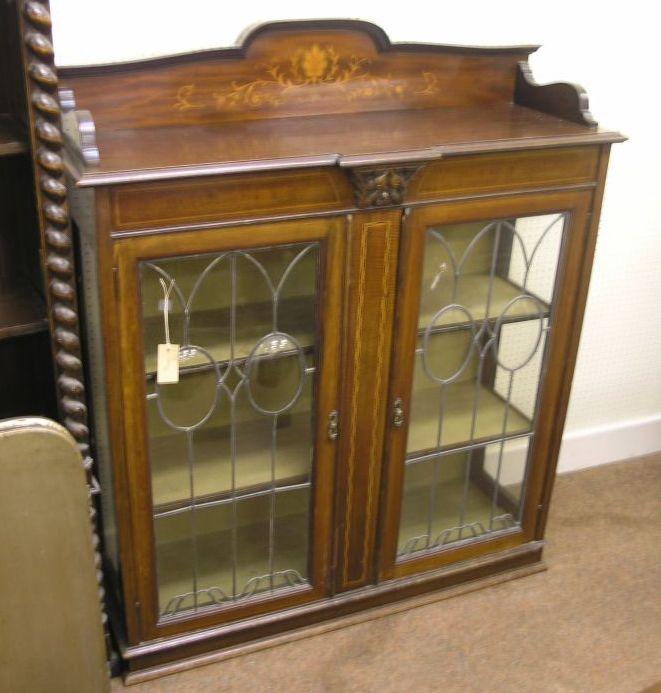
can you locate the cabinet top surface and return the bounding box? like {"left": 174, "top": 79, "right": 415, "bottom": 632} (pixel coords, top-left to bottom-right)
{"left": 59, "top": 19, "right": 624, "bottom": 187}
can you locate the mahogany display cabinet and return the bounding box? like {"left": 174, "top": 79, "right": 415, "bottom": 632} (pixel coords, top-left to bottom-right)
{"left": 54, "top": 20, "right": 624, "bottom": 680}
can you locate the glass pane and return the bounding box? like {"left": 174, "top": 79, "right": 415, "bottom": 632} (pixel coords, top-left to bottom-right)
{"left": 155, "top": 490, "right": 310, "bottom": 615}
{"left": 398, "top": 437, "right": 531, "bottom": 555}
{"left": 141, "top": 243, "right": 319, "bottom": 617}
{"left": 399, "top": 213, "right": 566, "bottom": 557}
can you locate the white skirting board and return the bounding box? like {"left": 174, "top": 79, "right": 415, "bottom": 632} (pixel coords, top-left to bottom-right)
{"left": 558, "top": 413, "right": 661, "bottom": 473}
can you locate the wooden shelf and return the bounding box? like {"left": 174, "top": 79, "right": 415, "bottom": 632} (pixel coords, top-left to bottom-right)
{"left": 0, "top": 282, "right": 48, "bottom": 341}
{"left": 143, "top": 296, "right": 317, "bottom": 376}
{"left": 142, "top": 276, "right": 542, "bottom": 378}
{"left": 407, "top": 381, "right": 531, "bottom": 456}
{"left": 0, "top": 115, "right": 27, "bottom": 157}
{"left": 418, "top": 275, "right": 548, "bottom": 332}
{"left": 150, "top": 410, "right": 313, "bottom": 510}
{"left": 146, "top": 329, "right": 531, "bottom": 511}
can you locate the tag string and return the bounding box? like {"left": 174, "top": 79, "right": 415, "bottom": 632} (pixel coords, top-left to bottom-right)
{"left": 158, "top": 278, "right": 175, "bottom": 345}
{"left": 430, "top": 262, "right": 448, "bottom": 291}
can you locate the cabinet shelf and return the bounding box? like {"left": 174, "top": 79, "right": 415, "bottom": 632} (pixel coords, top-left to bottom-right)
{"left": 418, "top": 275, "right": 548, "bottom": 333}
{"left": 150, "top": 410, "right": 313, "bottom": 510}
{"left": 0, "top": 115, "right": 28, "bottom": 157}
{"left": 141, "top": 274, "right": 541, "bottom": 377}
{"left": 154, "top": 478, "right": 310, "bottom": 520}
{"left": 407, "top": 381, "right": 531, "bottom": 459}
{"left": 0, "top": 282, "right": 48, "bottom": 341}
{"left": 149, "top": 379, "right": 529, "bottom": 513}
{"left": 143, "top": 295, "right": 317, "bottom": 377}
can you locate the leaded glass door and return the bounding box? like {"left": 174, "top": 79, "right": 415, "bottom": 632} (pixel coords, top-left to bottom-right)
{"left": 379, "top": 192, "right": 592, "bottom": 578}
{"left": 115, "top": 218, "right": 344, "bottom": 637}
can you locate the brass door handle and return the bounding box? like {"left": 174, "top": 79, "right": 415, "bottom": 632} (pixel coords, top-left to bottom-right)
{"left": 393, "top": 398, "right": 405, "bottom": 428}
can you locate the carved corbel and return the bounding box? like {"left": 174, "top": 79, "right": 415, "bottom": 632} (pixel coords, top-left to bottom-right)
{"left": 348, "top": 164, "right": 422, "bottom": 208}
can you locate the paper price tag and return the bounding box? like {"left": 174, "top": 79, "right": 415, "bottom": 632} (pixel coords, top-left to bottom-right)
{"left": 157, "top": 343, "right": 180, "bottom": 384}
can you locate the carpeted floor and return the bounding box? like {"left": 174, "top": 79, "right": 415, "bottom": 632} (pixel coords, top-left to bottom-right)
{"left": 114, "top": 454, "right": 661, "bottom": 692}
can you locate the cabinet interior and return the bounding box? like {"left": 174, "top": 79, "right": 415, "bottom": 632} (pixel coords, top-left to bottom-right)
{"left": 139, "top": 243, "right": 320, "bottom": 615}
{"left": 155, "top": 486, "right": 310, "bottom": 616}
{"left": 137, "top": 213, "right": 565, "bottom": 603}
{"left": 397, "top": 214, "right": 563, "bottom": 556}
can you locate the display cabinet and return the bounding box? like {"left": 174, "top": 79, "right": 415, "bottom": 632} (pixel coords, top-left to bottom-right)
{"left": 52, "top": 19, "right": 623, "bottom": 680}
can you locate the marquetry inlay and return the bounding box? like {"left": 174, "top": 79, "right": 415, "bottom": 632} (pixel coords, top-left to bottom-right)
{"left": 174, "top": 44, "right": 439, "bottom": 112}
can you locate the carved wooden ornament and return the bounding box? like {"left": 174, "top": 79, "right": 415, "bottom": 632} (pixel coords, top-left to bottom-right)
{"left": 348, "top": 165, "right": 421, "bottom": 207}
{"left": 18, "top": 0, "right": 109, "bottom": 638}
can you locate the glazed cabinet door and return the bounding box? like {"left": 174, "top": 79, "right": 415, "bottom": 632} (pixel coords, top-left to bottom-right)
{"left": 379, "top": 191, "right": 592, "bottom": 579}
{"left": 114, "top": 218, "right": 344, "bottom": 639}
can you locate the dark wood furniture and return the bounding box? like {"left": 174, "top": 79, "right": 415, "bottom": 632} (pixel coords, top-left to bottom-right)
{"left": 56, "top": 19, "right": 623, "bottom": 681}
{"left": 7, "top": 0, "right": 111, "bottom": 662}
{"left": 0, "top": 1, "right": 55, "bottom": 419}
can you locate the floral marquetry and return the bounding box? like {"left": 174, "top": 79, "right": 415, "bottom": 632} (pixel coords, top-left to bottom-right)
{"left": 174, "top": 43, "right": 434, "bottom": 112}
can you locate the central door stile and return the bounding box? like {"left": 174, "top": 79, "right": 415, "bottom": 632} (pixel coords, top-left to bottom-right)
{"left": 334, "top": 209, "right": 402, "bottom": 592}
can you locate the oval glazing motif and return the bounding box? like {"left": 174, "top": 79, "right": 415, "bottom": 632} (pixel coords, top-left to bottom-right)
{"left": 422, "top": 304, "right": 476, "bottom": 385}
{"left": 494, "top": 295, "right": 545, "bottom": 372}
{"left": 156, "top": 345, "right": 220, "bottom": 431}
{"left": 246, "top": 332, "right": 306, "bottom": 415}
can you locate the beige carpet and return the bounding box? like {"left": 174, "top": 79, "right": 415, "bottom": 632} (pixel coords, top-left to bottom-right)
{"left": 115, "top": 454, "right": 661, "bottom": 692}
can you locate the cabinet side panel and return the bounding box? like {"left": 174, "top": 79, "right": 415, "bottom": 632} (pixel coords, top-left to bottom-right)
{"left": 335, "top": 210, "right": 401, "bottom": 591}
{"left": 532, "top": 145, "right": 612, "bottom": 539}
{"left": 68, "top": 185, "right": 119, "bottom": 571}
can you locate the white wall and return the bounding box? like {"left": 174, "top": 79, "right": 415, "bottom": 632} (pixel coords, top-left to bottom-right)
{"left": 50, "top": 1, "right": 661, "bottom": 472}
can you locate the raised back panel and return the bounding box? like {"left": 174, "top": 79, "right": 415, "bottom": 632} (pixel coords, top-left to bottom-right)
{"left": 58, "top": 20, "right": 536, "bottom": 131}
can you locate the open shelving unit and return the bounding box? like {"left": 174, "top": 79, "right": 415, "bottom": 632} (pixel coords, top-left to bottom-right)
{"left": 0, "top": 7, "right": 55, "bottom": 419}
{"left": 0, "top": 121, "right": 47, "bottom": 341}
{"left": 0, "top": 280, "right": 47, "bottom": 340}
{"left": 0, "top": 114, "right": 28, "bottom": 156}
